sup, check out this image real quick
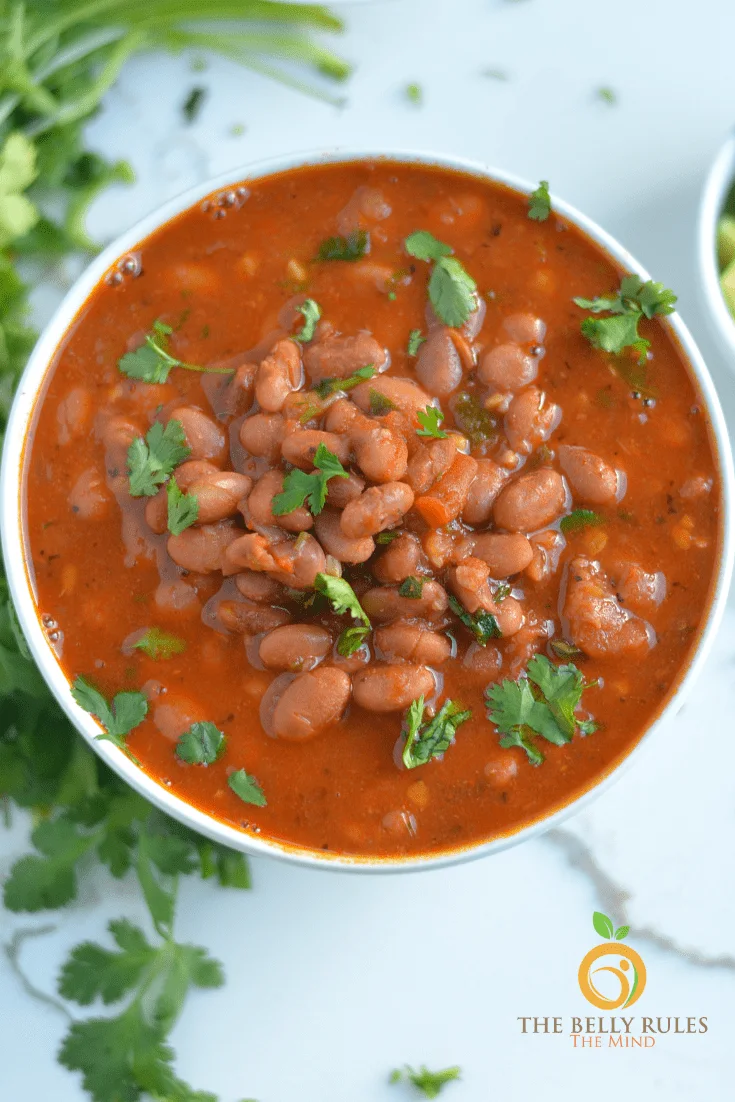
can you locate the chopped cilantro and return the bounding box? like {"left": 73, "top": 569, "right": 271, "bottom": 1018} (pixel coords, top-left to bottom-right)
{"left": 182, "top": 86, "right": 207, "bottom": 123}
{"left": 118, "top": 319, "right": 234, "bottom": 384}
{"left": 550, "top": 639, "right": 582, "bottom": 659}
{"left": 451, "top": 392, "right": 498, "bottom": 447}
{"left": 528, "top": 180, "right": 551, "bottom": 222}
{"left": 448, "top": 595, "right": 501, "bottom": 645}
{"left": 132, "top": 627, "right": 186, "bottom": 660}
{"left": 404, "top": 230, "right": 477, "bottom": 328}
{"left": 398, "top": 576, "right": 425, "bottom": 599}
{"left": 493, "top": 581, "right": 511, "bottom": 602}
{"left": 272, "top": 442, "right": 348, "bottom": 516}
{"left": 166, "top": 478, "right": 199, "bottom": 535}
{"left": 313, "top": 363, "right": 375, "bottom": 399}
{"left": 127, "top": 419, "right": 190, "bottom": 498}
{"left": 316, "top": 229, "right": 369, "bottom": 262}
{"left": 314, "top": 573, "right": 371, "bottom": 630}
{"left": 228, "top": 769, "right": 266, "bottom": 807}
{"left": 337, "top": 625, "right": 371, "bottom": 657}
{"left": 574, "top": 274, "right": 677, "bottom": 364}
{"left": 402, "top": 697, "right": 471, "bottom": 770}
{"left": 376, "top": 530, "right": 402, "bottom": 544}
{"left": 416, "top": 405, "right": 447, "bottom": 439}
{"left": 560, "top": 509, "right": 604, "bottom": 534}
{"left": 485, "top": 654, "right": 598, "bottom": 765}
{"left": 405, "top": 82, "right": 422, "bottom": 104}
{"left": 369, "top": 388, "right": 396, "bottom": 415}
{"left": 71, "top": 676, "right": 147, "bottom": 761}
{"left": 294, "top": 297, "right": 321, "bottom": 343}
{"left": 176, "top": 722, "right": 226, "bottom": 766}
{"left": 407, "top": 328, "right": 426, "bottom": 356}
{"left": 597, "top": 86, "right": 617, "bottom": 105}
{"left": 390, "top": 1064, "right": 461, "bottom": 1097}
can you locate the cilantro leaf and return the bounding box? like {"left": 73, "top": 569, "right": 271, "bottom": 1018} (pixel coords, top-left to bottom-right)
{"left": 228, "top": 769, "right": 267, "bottom": 807}
{"left": 402, "top": 697, "right": 471, "bottom": 769}
{"left": 313, "top": 363, "right": 375, "bottom": 399}
{"left": 272, "top": 442, "right": 348, "bottom": 516}
{"left": 550, "top": 639, "right": 582, "bottom": 659}
{"left": 314, "top": 573, "right": 371, "bottom": 628}
{"left": 416, "top": 405, "right": 447, "bottom": 438}
{"left": 575, "top": 275, "right": 677, "bottom": 364}
{"left": 398, "top": 576, "right": 425, "bottom": 598}
{"left": 182, "top": 86, "right": 207, "bottom": 124}
{"left": 448, "top": 595, "right": 501, "bottom": 645}
{"left": 528, "top": 180, "right": 551, "bottom": 221}
{"left": 376, "top": 530, "right": 402, "bottom": 544}
{"left": 405, "top": 231, "right": 477, "bottom": 328}
{"left": 118, "top": 319, "right": 233, "bottom": 384}
{"left": 405, "top": 82, "right": 422, "bottom": 104}
{"left": 167, "top": 478, "right": 199, "bottom": 535}
{"left": 59, "top": 919, "right": 155, "bottom": 1006}
{"left": 390, "top": 1064, "right": 462, "bottom": 1097}
{"left": 560, "top": 509, "right": 604, "bottom": 534}
{"left": 336, "top": 624, "right": 370, "bottom": 657}
{"left": 485, "top": 654, "right": 598, "bottom": 765}
{"left": 71, "top": 676, "right": 147, "bottom": 759}
{"left": 407, "top": 328, "right": 426, "bottom": 355}
{"left": 369, "top": 388, "right": 396, "bottom": 415}
{"left": 294, "top": 297, "right": 321, "bottom": 343}
{"left": 132, "top": 627, "right": 186, "bottom": 660}
{"left": 127, "top": 419, "right": 190, "bottom": 498}
{"left": 176, "top": 722, "right": 226, "bottom": 766}
{"left": 316, "top": 229, "right": 369, "bottom": 261}
{"left": 451, "top": 392, "right": 498, "bottom": 448}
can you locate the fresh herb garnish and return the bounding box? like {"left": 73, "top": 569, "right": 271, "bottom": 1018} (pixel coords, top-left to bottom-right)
{"left": 176, "top": 722, "right": 226, "bottom": 766}
{"left": 404, "top": 230, "right": 477, "bottom": 328}
{"left": 166, "top": 479, "right": 199, "bottom": 535}
{"left": 376, "top": 530, "right": 402, "bottom": 544}
{"left": 574, "top": 274, "right": 677, "bottom": 364}
{"left": 402, "top": 697, "right": 471, "bottom": 770}
{"left": 597, "top": 86, "right": 617, "bottom": 105}
{"left": 272, "top": 442, "right": 348, "bottom": 516}
{"left": 389, "top": 1064, "right": 461, "bottom": 1098}
{"left": 485, "top": 654, "right": 598, "bottom": 766}
{"left": 314, "top": 574, "right": 371, "bottom": 635}
{"left": 294, "top": 297, "right": 321, "bottom": 343}
{"left": 528, "top": 180, "right": 551, "bottom": 222}
{"left": 398, "top": 576, "right": 425, "bottom": 599}
{"left": 452, "top": 392, "right": 498, "bottom": 447}
{"left": 228, "top": 769, "right": 267, "bottom": 807}
{"left": 127, "top": 419, "right": 190, "bottom": 498}
{"left": 118, "top": 319, "right": 233, "bottom": 384}
{"left": 407, "top": 328, "right": 426, "bottom": 355}
{"left": 316, "top": 228, "right": 369, "bottom": 261}
{"left": 448, "top": 595, "right": 501, "bottom": 645}
{"left": 550, "top": 639, "right": 582, "bottom": 659}
{"left": 416, "top": 405, "right": 447, "bottom": 439}
{"left": 71, "top": 676, "right": 147, "bottom": 761}
{"left": 132, "top": 627, "right": 186, "bottom": 660}
{"left": 369, "top": 388, "right": 396, "bottom": 415}
{"left": 560, "top": 509, "right": 604, "bottom": 534}
{"left": 313, "top": 363, "right": 375, "bottom": 399}
{"left": 493, "top": 582, "right": 511, "bottom": 603}
{"left": 182, "top": 86, "right": 207, "bottom": 123}
{"left": 337, "top": 625, "right": 371, "bottom": 657}
{"left": 405, "top": 82, "right": 422, "bottom": 104}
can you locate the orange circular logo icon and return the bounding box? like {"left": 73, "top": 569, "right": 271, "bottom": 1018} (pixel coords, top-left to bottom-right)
{"left": 578, "top": 942, "right": 646, "bottom": 1009}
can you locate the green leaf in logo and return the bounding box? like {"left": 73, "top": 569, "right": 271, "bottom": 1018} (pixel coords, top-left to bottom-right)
{"left": 592, "top": 911, "right": 615, "bottom": 939}
{"left": 614, "top": 925, "right": 630, "bottom": 941}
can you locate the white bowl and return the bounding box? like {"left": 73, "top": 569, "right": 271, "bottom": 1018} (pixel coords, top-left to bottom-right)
{"left": 698, "top": 130, "right": 735, "bottom": 364}
{"left": 3, "top": 149, "right": 734, "bottom": 872}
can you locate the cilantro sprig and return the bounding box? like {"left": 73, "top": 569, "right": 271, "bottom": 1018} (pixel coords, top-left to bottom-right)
{"left": 390, "top": 1064, "right": 462, "bottom": 1097}
{"left": 71, "top": 676, "right": 147, "bottom": 762}
{"left": 485, "top": 654, "right": 598, "bottom": 765}
{"left": 448, "top": 595, "right": 501, "bottom": 645}
{"left": 118, "top": 319, "right": 234, "bottom": 384}
{"left": 574, "top": 274, "right": 677, "bottom": 364}
{"left": 294, "top": 297, "right": 321, "bottom": 343}
{"left": 313, "top": 363, "right": 375, "bottom": 399}
{"left": 407, "top": 328, "right": 426, "bottom": 356}
{"left": 314, "top": 573, "right": 371, "bottom": 656}
{"left": 316, "top": 228, "right": 369, "bottom": 261}
{"left": 560, "top": 509, "right": 604, "bottom": 535}
{"left": 176, "top": 722, "right": 226, "bottom": 766}
{"left": 228, "top": 769, "right": 267, "bottom": 807}
{"left": 127, "top": 419, "right": 190, "bottom": 498}
{"left": 416, "top": 405, "right": 447, "bottom": 438}
{"left": 404, "top": 230, "right": 477, "bottom": 328}
{"left": 166, "top": 478, "right": 199, "bottom": 535}
{"left": 272, "top": 442, "right": 348, "bottom": 516}
{"left": 528, "top": 180, "right": 551, "bottom": 222}
{"left": 402, "top": 697, "right": 471, "bottom": 770}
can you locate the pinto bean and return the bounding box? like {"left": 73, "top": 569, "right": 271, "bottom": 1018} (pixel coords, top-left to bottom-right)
{"left": 351, "top": 376, "right": 431, "bottom": 422}
{"left": 152, "top": 693, "right": 207, "bottom": 742}
{"left": 144, "top": 489, "right": 167, "bottom": 534}
{"left": 361, "top": 581, "right": 449, "bottom": 623}
{"left": 188, "top": 472, "right": 253, "bottom": 525}
{"left": 407, "top": 437, "right": 458, "bottom": 494}
{"left": 461, "top": 458, "right": 508, "bottom": 525}
{"left": 611, "top": 562, "right": 666, "bottom": 611}
{"left": 303, "top": 331, "right": 388, "bottom": 381}
{"left": 462, "top": 533, "right": 533, "bottom": 577}
{"left": 479, "top": 343, "right": 538, "bottom": 392}
{"left": 169, "top": 407, "right": 227, "bottom": 464}
{"left": 234, "top": 571, "right": 283, "bottom": 602}
{"left": 174, "top": 459, "right": 220, "bottom": 491}
{"left": 493, "top": 469, "right": 568, "bottom": 533}
{"left": 239, "top": 412, "right": 286, "bottom": 461}
{"left": 372, "top": 534, "right": 425, "bottom": 583}
{"left": 353, "top": 665, "right": 435, "bottom": 712}
{"left": 415, "top": 327, "right": 463, "bottom": 395}
{"left": 267, "top": 533, "right": 326, "bottom": 589}
{"left": 225, "top": 532, "right": 280, "bottom": 573}
{"left": 314, "top": 508, "right": 375, "bottom": 564}
{"left": 352, "top": 424, "right": 408, "bottom": 483}
{"left": 340, "top": 482, "right": 415, "bottom": 539}
{"left": 57, "top": 386, "right": 93, "bottom": 444}
{"left": 502, "top": 313, "right": 546, "bottom": 346}
{"left": 375, "top": 624, "right": 451, "bottom": 665}
{"left": 448, "top": 557, "right": 525, "bottom": 637}
{"left": 326, "top": 471, "right": 365, "bottom": 509}
{"left": 167, "top": 522, "right": 238, "bottom": 573}
{"left": 259, "top": 624, "right": 332, "bottom": 671}
{"left": 272, "top": 667, "right": 351, "bottom": 740}
{"left": 245, "top": 469, "right": 313, "bottom": 533}
{"left": 218, "top": 599, "right": 291, "bottom": 634}
{"left": 337, "top": 185, "right": 391, "bottom": 234}
{"left": 324, "top": 397, "right": 360, "bottom": 435}
{"left": 525, "top": 528, "right": 566, "bottom": 584}
{"left": 281, "top": 429, "right": 350, "bottom": 469}
{"left": 254, "top": 338, "right": 302, "bottom": 413}
{"left": 414, "top": 452, "right": 478, "bottom": 528}
{"left": 504, "top": 387, "right": 561, "bottom": 456}
{"left": 563, "top": 556, "right": 652, "bottom": 659}
{"left": 144, "top": 461, "right": 225, "bottom": 533}
{"left": 69, "top": 467, "right": 110, "bottom": 521}
{"left": 558, "top": 444, "right": 623, "bottom": 505}
{"left": 101, "top": 415, "right": 140, "bottom": 471}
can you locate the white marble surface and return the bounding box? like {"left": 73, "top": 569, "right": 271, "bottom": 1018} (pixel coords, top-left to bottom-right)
{"left": 3, "top": 0, "right": 735, "bottom": 1098}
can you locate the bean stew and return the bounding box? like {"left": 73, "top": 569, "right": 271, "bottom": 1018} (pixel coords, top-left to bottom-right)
{"left": 23, "top": 160, "right": 722, "bottom": 859}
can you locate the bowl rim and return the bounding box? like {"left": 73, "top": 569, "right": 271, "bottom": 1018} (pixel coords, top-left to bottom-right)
{"left": 698, "top": 130, "right": 735, "bottom": 361}
{"left": 3, "top": 146, "right": 734, "bottom": 874}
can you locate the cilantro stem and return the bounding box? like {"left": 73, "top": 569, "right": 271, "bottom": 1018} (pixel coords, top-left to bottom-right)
{"left": 4, "top": 926, "right": 73, "bottom": 1020}
{"left": 144, "top": 335, "right": 234, "bottom": 375}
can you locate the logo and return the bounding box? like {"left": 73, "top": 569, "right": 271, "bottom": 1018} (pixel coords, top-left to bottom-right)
{"left": 578, "top": 911, "right": 646, "bottom": 1010}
